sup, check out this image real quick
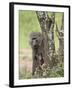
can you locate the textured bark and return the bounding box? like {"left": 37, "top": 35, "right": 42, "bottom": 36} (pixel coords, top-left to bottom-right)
{"left": 36, "top": 11, "right": 55, "bottom": 67}
{"left": 36, "top": 11, "right": 50, "bottom": 66}
{"left": 47, "top": 13, "right": 55, "bottom": 65}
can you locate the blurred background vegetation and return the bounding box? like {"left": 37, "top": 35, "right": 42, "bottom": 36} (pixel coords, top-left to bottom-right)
{"left": 19, "top": 10, "right": 64, "bottom": 79}
{"left": 19, "top": 11, "right": 62, "bottom": 50}
{"left": 19, "top": 11, "right": 41, "bottom": 49}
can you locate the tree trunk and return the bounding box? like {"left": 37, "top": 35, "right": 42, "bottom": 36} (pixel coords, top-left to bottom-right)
{"left": 36, "top": 11, "right": 55, "bottom": 68}
{"left": 36, "top": 11, "right": 50, "bottom": 66}
{"left": 47, "top": 13, "right": 56, "bottom": 67}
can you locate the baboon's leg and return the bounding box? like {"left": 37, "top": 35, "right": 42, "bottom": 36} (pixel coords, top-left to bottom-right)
{"left": 32, "top": 56, "right": 38, "bottom": 75}
{"left": 32, "top": 60, "right": 36, "bottom": 75}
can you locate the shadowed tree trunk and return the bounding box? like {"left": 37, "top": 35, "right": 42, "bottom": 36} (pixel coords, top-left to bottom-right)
{"left": 36, "top": 11, "right": 55, "bottom": 68}
{"left": 36, "top": 11, "right": 50, "bottom": 66}
{"left": 47, "top": 13, "right": 56, "bottom": 67}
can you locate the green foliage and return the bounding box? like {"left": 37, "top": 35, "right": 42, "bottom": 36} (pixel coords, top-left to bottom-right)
{"left": 48, "top": 62, "right": 64, "bottom": 77}
{"left": 33, "top": 61, "right": 64, "bottom": 78}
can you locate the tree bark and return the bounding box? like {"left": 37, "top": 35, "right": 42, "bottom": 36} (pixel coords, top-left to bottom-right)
{"left": 36, "top": 11, "right": 55, "bottom": 67}
{"left": 36, "top": 11, "right": 50, "bottom": 66}
{"left": 47, "top": 13, "right": 55, "bottom": 67}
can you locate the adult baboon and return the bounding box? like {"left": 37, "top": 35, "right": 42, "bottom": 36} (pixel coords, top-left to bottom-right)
{"left": 29, "top": 32, "right": 44, "bottom": 75}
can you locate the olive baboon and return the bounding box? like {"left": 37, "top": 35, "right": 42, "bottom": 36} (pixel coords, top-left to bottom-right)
{"left": 29, "top": 32, "right": 44, "bottom": 75}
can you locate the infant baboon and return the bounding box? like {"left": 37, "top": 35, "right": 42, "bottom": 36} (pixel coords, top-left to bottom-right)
{"left": 29, "top": 32, "right": 44, "bottom": 75}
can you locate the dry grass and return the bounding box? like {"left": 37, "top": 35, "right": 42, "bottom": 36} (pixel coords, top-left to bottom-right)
{"left": 19, "top": 48, "right": 33, "bottom": 79}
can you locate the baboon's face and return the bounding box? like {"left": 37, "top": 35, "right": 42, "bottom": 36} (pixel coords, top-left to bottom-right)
{"left": 29, "top": 32, "right": 43, "bottom": 48}
{"left": 31, "top": 37, "right": 39, "bottom": 47}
